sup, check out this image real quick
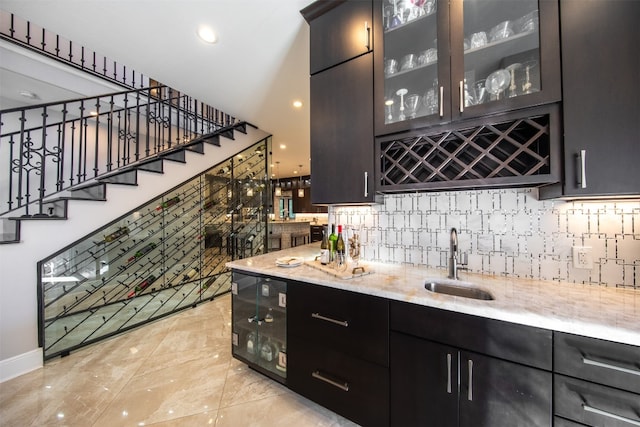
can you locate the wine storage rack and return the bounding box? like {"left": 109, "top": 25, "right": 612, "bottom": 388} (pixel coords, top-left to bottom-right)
{"left": 38, "top": 139, "right": 270, "bottom": 360}
{"left": 378, "top": 107, "right": 560, "bottom": 192}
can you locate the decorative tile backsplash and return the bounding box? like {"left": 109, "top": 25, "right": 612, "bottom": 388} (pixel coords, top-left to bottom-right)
{"left": 332, "top": 188, "right": 639, "bottom": 289}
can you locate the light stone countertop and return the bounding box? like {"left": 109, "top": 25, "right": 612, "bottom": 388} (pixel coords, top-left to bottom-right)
{"left": 226, "top": 243, "right": 640, "bottom": 347}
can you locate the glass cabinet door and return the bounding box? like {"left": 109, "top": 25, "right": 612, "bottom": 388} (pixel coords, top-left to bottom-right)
{"left": 451, "top": 0, "right": 560, "bottom": 117}
{"left": 232, "top": 272, "right": 287, "bottom": 382}
{"left": 461, "top": 0, "right": 540, "bottom": 106}
{"left": 380, "top": 0, "right": 450, "bottom": 129}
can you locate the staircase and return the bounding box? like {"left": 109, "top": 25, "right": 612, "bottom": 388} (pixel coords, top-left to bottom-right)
{"left": 0, "top": 56, "right": 272, "bottom": 378}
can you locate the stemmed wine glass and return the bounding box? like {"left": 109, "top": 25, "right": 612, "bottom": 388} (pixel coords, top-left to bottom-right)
{"left": 396, "top": 88, "right": 408, "bottom": 120}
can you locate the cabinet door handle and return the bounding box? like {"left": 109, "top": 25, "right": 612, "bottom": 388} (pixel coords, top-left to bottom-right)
{"left": 364, "top": 171, "right": 368, "bottom": 197}
{"left": 583, "top": 357, "right": 640, "bottom": 377}
{"left": 583, "top": 404, "right": 640, "bottom": 426}
{"left": 467, "top": 359, "right": 473, "bottom": 401}
{"left": 364, "top": 21, "right": 370, "bottom": 51}
{"left": 577, "top": 149, "right": 587, "bottom": 189}
{"left": 311, "top": 312, "right": 349, "bottom": 327}
{"left": 459, "top": 80, "right": 464, "bottom": 113}
{"left": 446, "top": 353, "right": 452, "bottom": 394}
{"left": 439, "top": 86, "right": 444, "bottom": 117}
{"left": 312, "top": 370, "right": 350, "bottom": 392}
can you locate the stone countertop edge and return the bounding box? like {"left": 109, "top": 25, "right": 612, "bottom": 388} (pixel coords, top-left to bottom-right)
{"left": 226, "top": 243, "right": 640, "bottom": 347}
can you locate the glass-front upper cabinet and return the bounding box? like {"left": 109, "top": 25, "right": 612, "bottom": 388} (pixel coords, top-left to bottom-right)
{"left": 374, "top": 0, "right": 560, "bottom": 135}
{"left": 376, "top": 0, "right": 452, "bottom": 133}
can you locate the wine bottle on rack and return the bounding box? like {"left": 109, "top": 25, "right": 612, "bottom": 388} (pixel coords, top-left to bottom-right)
{"left": 104, "top": 226, "right": 130, "bottom": 242}
{"left": 320, "top": 226, "right": 330, "bottom": 265}
{"left": 127, "top": 274, "right": 157, "bottom": 298}
{"left": 127, "top": 242, "right": 157, "bottom": 263}
{"left": 155, "top": 196, "right": 180, "bottom": 211}
{"left": 328, "top": 224, "right": 338, "bottom": 262}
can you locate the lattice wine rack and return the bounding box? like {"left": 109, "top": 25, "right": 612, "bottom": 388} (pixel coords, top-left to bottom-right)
{"left": 378, "top": 109, "right": 560, "bottom": 191}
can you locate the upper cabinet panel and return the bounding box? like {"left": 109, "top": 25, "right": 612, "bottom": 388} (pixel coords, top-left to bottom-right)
{"left": 375, "top": 0, "right": 561, "bottom": 136}
{"left": 305, "top": 0, "right": 373, "bottom": 74}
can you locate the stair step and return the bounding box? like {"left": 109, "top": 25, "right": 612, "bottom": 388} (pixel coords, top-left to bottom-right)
{"left": 97, "top": 168, "right": 138, "bottom": 186}
{"left": 202, "top": 134, "right": 221, "bottom": 146}
{"left": 136, "top": 158, "right": 164, "bottom": 173}
{"left": 160, "top": 149, "right": 186, "bottom": 163}
{"left": 68, "top": 183, "right": 108, "bottom": 201}
{"left": 184, "top": 141, "right": 205, "bottom": 154}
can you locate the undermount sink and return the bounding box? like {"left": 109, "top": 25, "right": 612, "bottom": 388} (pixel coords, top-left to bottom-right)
{"left": 424, "top": 279, "right": 494, "bottom": 300}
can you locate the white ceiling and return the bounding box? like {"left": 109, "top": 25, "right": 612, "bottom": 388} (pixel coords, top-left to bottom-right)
{"left": 0, "top": 0, "right": 313, "bottom": 179}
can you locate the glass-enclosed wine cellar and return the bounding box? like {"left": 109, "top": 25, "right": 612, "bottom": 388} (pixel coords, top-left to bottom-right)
{"left": 38, "top": 138, "right": 270, "bottom": 360}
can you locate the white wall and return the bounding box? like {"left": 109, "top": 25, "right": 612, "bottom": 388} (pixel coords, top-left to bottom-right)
{"left": 333, "top": 188, "right": 640, "bottom": 288}
{"left": 0, "top": 126, "right": 268, "bottom": 381}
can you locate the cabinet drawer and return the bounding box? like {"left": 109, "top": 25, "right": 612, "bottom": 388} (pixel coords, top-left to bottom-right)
{"left": 288, "top": 282, "right": 389, "bottom": 366}
{"left": 555, "top": 374, "right": 640, "bottom": 427}
{"left": 390, "top": 301, "right": 552, "bottom": 370}
{"left": 555, "top": 332, "right": 640, "bottom": 394}
{"left": 288, "top": 341, "right": 389, "bottom": 427}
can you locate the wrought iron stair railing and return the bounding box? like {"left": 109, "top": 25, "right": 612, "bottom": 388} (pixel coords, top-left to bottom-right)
{"left": 1, "top": 10, "right": 148, "bottom": 89}
{"left": 1, "top": 85, "right": 238, "bottom": 222}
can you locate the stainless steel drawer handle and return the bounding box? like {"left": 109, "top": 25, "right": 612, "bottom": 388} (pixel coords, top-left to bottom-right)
{"left": 583, "top": 404, "right": 640, "bottom": 426}
{"left": 364, "top": 171, "right": 368, "bottom": 198}
{"left": 312, "top": 370, "right": 350, "bottom": 392}
{"left": 583, "top": 357, "right": 640, "bottom": 377}
{"left": 446, "top": 353, "right": 452, "bottom": 394}
{"left": 577, "top": 149, "right": 587, "bottom": 189}
{"left": 311, "top": 312, "right": 349, "bottom": 327}
{"left": 467, "top": 359, "right": 473, "bottom": 401}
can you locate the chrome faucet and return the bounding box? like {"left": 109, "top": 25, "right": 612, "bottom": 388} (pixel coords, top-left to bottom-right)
{"left": 448, "top": 228, "right": 464, "bottom": 280}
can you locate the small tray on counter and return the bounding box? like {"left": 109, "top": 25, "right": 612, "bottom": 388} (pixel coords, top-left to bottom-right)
{"left": 304, "top": 259, "right": 373, "bottom": 280}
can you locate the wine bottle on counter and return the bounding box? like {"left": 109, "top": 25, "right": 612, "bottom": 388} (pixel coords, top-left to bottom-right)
{"left": 336, "top": 225, "right": 346, "bottom": 266}
{"left": 104, "top": 226, "right": 130, "bottom": 242}
{"left": 127, "top": 274, "right": 157, "bottom": 298}
{"left": 155, "top": 196, "right": 180, "bottom": 211}
{"left": 320, "top": 226, "right": 330, "bottom": 265}
{"left": 328, "top": 224, "right": 338, "bottom": 262}
{"left": 127, "top": 242, "right": 157, "bottom": 263}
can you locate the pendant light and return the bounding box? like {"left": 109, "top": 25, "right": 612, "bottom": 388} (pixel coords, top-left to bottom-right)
{"left": 274, "top": 161, "right": 282, "bottom": 196}
{"left": 297, "top": 165, "right": 304, "bottom": 198}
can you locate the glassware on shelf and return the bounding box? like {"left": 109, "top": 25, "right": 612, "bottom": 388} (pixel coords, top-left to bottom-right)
{"left": 486, "top": 69, "right": 511, "bottom": 100}
{"left": 405, "top": 94, "right": 422, "bottom": 118}
{"left": 521, "top": 60, "right": 539, "bottom": 94}
{"left": 469, "top": 31, "right": 487, "bottom": 49}
{"left": 473, "top": 79, "right": 487, "bottom": 104}
{"left": 400, "top": 54, "right": 417, "bottom": 71}
{"left": 506, "top": 63, "right": 523, "bottom": 98}
{"left": 385, "top": 99, "right": 395, "bottom": 122}
{"left": 396, "top": 88, "right": 408, "bottom": 120}
{"left": 385, "top": 58, "right": 398, "bottom": 76}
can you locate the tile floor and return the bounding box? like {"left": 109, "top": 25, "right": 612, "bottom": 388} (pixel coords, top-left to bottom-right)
{"left": 0, "top": 294, "right": 358, "bottom": 426}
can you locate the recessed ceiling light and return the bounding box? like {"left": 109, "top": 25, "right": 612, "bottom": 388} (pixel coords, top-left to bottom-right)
{"left": 197, "top": 26, "right": 217, "bottom": 44}
{"left": 19, "top": 90, "right": 38, "bottom": 99}
{"left": 293, "top": 100, "right": 303, "bottom": 108}
{"left": 279, "top": 144, "right": 286, "bottom": 149}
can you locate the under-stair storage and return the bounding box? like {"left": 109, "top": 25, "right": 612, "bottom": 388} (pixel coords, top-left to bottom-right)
{"left": 37, "top": 139, "right": 270, "bottom": 359}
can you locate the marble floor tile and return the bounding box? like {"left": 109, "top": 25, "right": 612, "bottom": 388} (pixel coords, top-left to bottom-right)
{"left": 0, "top": 294, "right": 357, "bottom": 427}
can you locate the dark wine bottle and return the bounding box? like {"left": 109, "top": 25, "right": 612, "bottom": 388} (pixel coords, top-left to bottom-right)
{"left": 104, "top": 226, "right": 130, "bottom": 242}
{"left": 336, "top": 225, "right": 346, "bottom": 261}
{"left": 127, "top": 242, "right": 157, "bottom": 263}
{"left": 155, "top": 196, "right": 180, "bottom": 211}
{"left": 127, "top": 274, "right": 157, "bottom": 298}
{"left": 320, "top": 226, "right": 329, "bottom": 265}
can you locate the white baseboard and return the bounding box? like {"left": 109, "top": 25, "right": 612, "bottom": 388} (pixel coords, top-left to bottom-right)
{"left": 0, "top": 348, "right": 43, "bottom": 383}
